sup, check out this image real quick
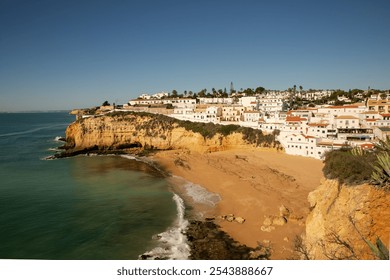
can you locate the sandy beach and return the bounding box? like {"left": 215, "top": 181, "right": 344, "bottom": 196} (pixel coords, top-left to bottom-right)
{"left": 152, "top": 147, "right": 324, "bottom": 259}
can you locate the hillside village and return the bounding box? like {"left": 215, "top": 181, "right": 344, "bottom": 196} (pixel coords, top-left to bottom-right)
{"left": 81, "top": 88, "right": 390, "bottom": 160}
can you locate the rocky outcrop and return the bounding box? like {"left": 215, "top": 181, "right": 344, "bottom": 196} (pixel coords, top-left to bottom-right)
{"left": 185, "top": 220, "right": 270, "bottom": 260}
{"left": 303, "top": 179, "right": 390, "bottom": 260}
{"left": 63, "top": 112, "right": 266, "bottom": 155}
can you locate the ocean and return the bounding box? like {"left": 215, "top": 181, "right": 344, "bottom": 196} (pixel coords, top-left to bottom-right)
{"left": 0, "top": 112, "right": 193, "bottom": 260}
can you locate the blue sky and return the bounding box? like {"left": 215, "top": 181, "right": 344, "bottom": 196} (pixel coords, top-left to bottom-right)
{"left": 1, "top": 0, "right": 389, "bottom": 111}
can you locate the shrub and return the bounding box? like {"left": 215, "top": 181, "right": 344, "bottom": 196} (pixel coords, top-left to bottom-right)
{"left": 371, "top": 139, "right": 390, "bottom": 189}
{"left": 323, "top": 148, "right": 376, "bottom": 185}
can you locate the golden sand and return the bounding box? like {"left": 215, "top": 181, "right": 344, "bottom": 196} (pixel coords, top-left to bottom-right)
{"left": 152, "top": 147, "right": 324, "bottom": 259}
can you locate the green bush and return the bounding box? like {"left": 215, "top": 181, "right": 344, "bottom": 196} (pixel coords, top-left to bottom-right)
{"left": 323, "top": 148, "right": 377, "bottom": 185}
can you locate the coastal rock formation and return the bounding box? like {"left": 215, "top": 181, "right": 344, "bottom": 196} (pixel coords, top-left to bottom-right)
{"left": 63, "top": 112, "right": 272, "bottom": 155}
{"left": 303, "top": 179, "right": 390, "bottom": 260}
{"left": 260, "top": 205, "right": 291, "bottom": 232}
{"left": 185, "top": 220, "right": 270, "bottom": 260}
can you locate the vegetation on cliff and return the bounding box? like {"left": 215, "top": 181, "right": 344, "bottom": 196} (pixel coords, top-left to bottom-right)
{"left": 104, "top": 111, "right": 280, "bottom": 148}
{"left": 322, "top": 148, "right": 376, "bottom": 185}
{"left": 323, "top": 140, "right": 390, "bottom": 190}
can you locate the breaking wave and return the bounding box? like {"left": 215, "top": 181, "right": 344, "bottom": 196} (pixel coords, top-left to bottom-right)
{"left": 139, "top": 193, "right": 190, "bottom": 260}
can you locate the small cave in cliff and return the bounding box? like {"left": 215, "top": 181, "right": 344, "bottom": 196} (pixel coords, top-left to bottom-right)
{"left": 116, "top": 142, "right": 143, "bottom": 149}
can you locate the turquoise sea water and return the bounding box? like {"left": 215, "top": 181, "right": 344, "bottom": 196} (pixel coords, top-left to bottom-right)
{"left": 0, "top": 112, "right": 180, "bottom": 259}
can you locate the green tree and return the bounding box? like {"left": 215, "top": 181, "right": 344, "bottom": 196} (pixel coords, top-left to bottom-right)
{"left": 255, "top": 86, "right": 265, "bottom": 94}
{"left": 198, "top": 90, "right": 206, "bottom": 98}
{"left": 171, "top": 90, "right": 178, "bottom": 98}
{"left": 102, "top": 101, "right": 110, "bottom": 106}
{"left": 243, "top": 88, "right": 255, "bottom": 96}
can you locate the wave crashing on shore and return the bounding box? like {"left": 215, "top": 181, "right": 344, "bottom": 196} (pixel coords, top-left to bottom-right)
{"left": 139, "top": 193, "right": 190, "bottom": 260}
{"left": 182, "top": 180, "right": 221, "bottom": 207}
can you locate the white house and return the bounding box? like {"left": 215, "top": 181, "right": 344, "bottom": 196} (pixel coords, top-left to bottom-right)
{"left": 243, "top": 111, "right": 260, "bottom": 122}
{"left": 239, "top": 96, "right": 257, "bottom": 108}
{"left": 334, "top": 115, "right": 360, "bottom": 129}
{"left": 221, "top": 106, "right": 245, "bottom": 122}
{"left": 257, "top": 96, "right": 284, "bottom": 113}
{"left": 197, "top": 97, "right": 233, "bottom": 105}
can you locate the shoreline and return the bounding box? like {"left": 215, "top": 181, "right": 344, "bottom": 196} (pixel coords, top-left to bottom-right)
{"left": 150, "top": 147, "right": 324, "bottom": 259}
{"left": 54, "top": 145, "right": 324, "bottom": 259}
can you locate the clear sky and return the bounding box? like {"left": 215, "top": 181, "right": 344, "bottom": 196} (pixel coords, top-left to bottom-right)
{"left": 1, "top": 0, "right": 389, "bottom": 112}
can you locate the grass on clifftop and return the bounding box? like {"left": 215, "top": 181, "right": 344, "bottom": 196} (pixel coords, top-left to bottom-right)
{"left": 106, "top": 111, "right": 279, "bottom": 147}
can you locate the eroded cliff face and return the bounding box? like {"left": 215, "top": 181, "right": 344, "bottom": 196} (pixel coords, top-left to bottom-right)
{"left": 304, "top": 179, "right": 390, "bottom": 260}
{"left": 65, "top": 113, "right": 252, "bottom": 154}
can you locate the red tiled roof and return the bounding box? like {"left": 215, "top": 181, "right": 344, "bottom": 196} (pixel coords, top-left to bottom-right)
{"left": 328, "top": 105, "right": 359, "bottom": 109}
{"left": 359, "top": 143, "right": 375, "bottom": 149}
{"left": 307, "top": 123, "right": 328, "bottom": 127}
{"left": 334, "top": 115, "right": 359, "bottom": 119}
{"left": 286, "top": 116, "right": 306, "bottom": 122}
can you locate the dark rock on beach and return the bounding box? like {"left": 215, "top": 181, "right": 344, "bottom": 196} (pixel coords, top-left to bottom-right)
{"left": 185, "top": 220, "right": 270, "bottom": 260}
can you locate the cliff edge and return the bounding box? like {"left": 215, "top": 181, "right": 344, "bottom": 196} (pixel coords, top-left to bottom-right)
{"left": 63, "top": 111, "right": 277, "bottom": 155}
{"left": 303, "top": 179, "right": 390, "bottom": 259}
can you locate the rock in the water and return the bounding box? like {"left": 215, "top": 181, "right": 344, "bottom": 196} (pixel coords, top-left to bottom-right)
{"left": 235, "top": 217, "right": 246, "bottom": 224}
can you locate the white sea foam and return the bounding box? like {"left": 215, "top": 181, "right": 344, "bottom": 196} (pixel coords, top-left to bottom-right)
{"left": 171, "top": 175, "right": 221, "bottom": 207}
{"left": 41, "top": 155, "right": 55, "bottom": 160}
{"left": 53, "top": 136, "right": 64, "bottom": 142}
{"left": 182, "top": 181, "right": 221, "bottom": 207}
{"left": 139, "top": 193, "right": 190, "bottom": 260}
{"left": 120, "top": 154, "right": 138, "bottom": 161}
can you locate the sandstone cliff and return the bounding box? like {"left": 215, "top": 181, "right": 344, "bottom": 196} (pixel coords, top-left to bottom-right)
{"left": 64, "top": 112, "right": 273, "bottom": 154}
{"left": 304, "top": 179, "right": 390, "bottom": 260}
